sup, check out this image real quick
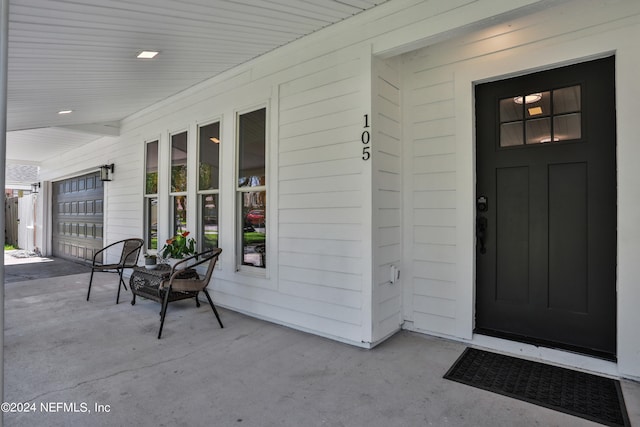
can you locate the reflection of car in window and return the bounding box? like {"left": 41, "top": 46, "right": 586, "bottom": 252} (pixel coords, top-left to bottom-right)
{"left": 245, "top": 209, "right": 265, "bottom": 226}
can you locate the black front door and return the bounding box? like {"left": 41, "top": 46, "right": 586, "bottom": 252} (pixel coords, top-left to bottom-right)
{"left": 475, "top": 56, "right": 617, "bottom": 359}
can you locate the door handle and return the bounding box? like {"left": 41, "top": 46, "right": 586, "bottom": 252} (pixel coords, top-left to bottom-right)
{"left": 476, "top": 216, "right": 487, "bottom": 254}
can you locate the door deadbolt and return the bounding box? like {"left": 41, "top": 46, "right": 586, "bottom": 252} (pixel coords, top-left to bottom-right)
{"left": 477, "top": 196, "right": 488, "bottom": 212}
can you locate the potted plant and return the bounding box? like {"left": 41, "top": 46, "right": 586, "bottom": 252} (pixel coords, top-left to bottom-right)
{"left": 144, "top": 253, "right": 157, "bottom": 269}
{"left": 159, "top": 230, "right": 197, "bottom": 268}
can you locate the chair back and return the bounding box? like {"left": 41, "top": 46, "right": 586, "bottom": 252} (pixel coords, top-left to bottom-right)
{"left": 200, "top": 248, "right": 223, "bottom": 290}
{"left": 120, "top": 238, "right": 144, "bottom": 268}
{"left": 166, "top": 248, "right": 222, "bottom": 292}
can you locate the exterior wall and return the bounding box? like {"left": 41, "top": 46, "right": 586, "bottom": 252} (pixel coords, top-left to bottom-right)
{"left": 37, "top": 0, "right": 556, "bottom": 347}
{"left": 371, "top": 56, "right": 403, "bottom": 344}
{"left": 37, "top": 0, "right": 540, "bottom": 348}
{"left": 401, "top": 63, "right": 459, "bottom": 338}
{"left": 400, "top": 0, "right": 640, "bottom": 378}
{"left": 38, "top": 135, "right": 129, "bottom": 263}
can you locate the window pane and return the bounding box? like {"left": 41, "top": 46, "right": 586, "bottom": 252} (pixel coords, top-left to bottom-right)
{"left": 145, "top": 141, "right": 158, "bottom": 194}
{"left": 171, "top": 132, "right": 188, "bottom": 193}
{"left": 499, "top": 86, "right": 582, "bottom": 148}
{"left": 554, "top": 113, "right": 582, "bottom": 141}
{"left": 238, "top": 108, "right": 266, "bottom": 188}
{"left": 553, "top": 85, "right": 581, "bottom": 114}
{"left": 146, "top": 197, "right": 158, "bottom": 250}
{"left": 172, "top": 195, "right": 187, "bottom": 237}
{"left": 201, "top": 194, "right": 218, "bottom": 250}
{"left": 500, "top": 122, "right": 523, "bottom": 147}
{"left": 199, "top": 122, "right": 220, "bottom": 191}
{"left": 242, "top": 191, "right": 266, "bottom": 268}
{"left": 526, "top": 117, "right": 551, "bottom": 144}
{"left": 500, "top": 97, "right": 523, "bottom": 123}
{"left": 525, "top": 91, "right": 550, "bottom": 119}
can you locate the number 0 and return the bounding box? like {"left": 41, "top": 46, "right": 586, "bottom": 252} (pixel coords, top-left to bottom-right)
{"left": 361, "top": 131, "right": 370, "bottom": 144}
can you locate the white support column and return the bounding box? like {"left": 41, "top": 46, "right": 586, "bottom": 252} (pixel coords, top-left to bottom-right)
{"left": 1, "top": 0, "right": 10, "bottom": 406}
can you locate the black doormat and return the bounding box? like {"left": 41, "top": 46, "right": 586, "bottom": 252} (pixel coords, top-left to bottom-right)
{"left": 444, "top": 348, "right": 630, "bottom": 426}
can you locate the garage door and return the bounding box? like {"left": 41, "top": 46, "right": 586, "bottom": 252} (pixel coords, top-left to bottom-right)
{"left": 52, "top": 172, "right": 104, "bottom": 262}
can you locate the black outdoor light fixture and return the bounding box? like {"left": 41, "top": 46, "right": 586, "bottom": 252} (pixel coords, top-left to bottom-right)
{"left": 100, "top": 164, "right": 115, "bottom": 181}
{"left": 31, "top": 182, "right": 40, "bottom": 193}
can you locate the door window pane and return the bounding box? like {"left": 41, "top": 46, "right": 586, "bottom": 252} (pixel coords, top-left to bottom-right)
{"left": 524, "top": 91, "right": 550, "bottom": 119}
{"left": 171, "top": 132, "right": 188, "bottom": 193}
{"left": 199, "top": 122, "right": 220, "bottom": 191}
{"left": 500, "top": 122, "right": 523, "bottom": 147}
{"left": 499, "top": 87, "right": 581, "bottom": 147}
{"left": 500, "top": 98, "right": 523, "bottom": 122}
{"left": 554, "top": 113, "right": 582, "bottom": 141}
{"left": 526, "top": 118, "right": 551, "bottom": 145}
{"left": 553, "top": 85, "right": 581, "bottom": 114}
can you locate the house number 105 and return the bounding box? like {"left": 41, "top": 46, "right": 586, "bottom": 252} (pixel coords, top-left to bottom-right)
{"left": 362, "top": 114, "right": 371, "bottom": 161}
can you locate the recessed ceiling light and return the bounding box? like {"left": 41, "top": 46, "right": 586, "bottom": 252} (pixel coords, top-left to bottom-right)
{"left": 514, "top": 93, "right": 543, "bottom": 104}
{"left": 540, "top": 137, "right": 560, "bottom": 143}
{"left": 137, "top": 51, "right": 159, "bottom": 59}
{"left": 58, "top": 110, "right": 73, "bottom": 115}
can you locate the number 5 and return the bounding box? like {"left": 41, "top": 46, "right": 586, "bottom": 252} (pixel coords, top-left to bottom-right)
{"left": 362, "top": 146, "right": 370, "bottom": 160}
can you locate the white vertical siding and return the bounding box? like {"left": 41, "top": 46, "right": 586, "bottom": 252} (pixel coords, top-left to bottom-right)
{"left": 371, "top": 56, "right": 403, "bottom": 343}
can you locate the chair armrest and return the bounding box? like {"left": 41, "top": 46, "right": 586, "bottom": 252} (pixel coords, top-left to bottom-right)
{"left": 167, "top": 249, "right": 222, "bottom": 283}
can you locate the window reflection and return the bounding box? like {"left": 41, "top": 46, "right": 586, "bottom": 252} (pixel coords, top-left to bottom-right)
{"left": 146, "top": 197, "right": 158, "bottom": 250}
{"left": 238, "top": 108, "right": 266, "bottom": 187}
{"left": 199, "top": 122, "right": 220, "bottom": 191}
{"left": 242, "top": 191, "right": 266, "bottom": 268}
{"left": 145, "top": 141, "right": 158, "bottom": 194}
{"left": 171, "top": 132, "right": 188, "bottom": 193}
{"left": 172, "top": 195, "right": 187, "bottom": 237}
{"left": 237, "top": 107, "right": 267, "bottom": 269}
{"left": 201, "top": 194, "right": 218, "bottom": 250}
{"left": 499, "top": 86, "right": 581, "bottom": 147}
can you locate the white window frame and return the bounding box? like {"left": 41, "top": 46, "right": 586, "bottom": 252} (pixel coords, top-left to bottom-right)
{"left": 197, "top": 119, "right": 222, "bottom": 253}
{"left": 236, "top": 105, "right": 268, "bottom": 274}
{"left": 170, "top": 130, "right": 189, "bottom": 237}
{"left": 144, "top": 139, "right": 159, "bottom": 253}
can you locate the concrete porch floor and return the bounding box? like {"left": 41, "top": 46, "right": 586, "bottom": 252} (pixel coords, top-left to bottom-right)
{"left": 4, "top": 268, "right": 640, "bottom": 427}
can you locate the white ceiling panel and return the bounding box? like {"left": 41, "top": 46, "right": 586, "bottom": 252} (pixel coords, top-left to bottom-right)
{"left": 6, "top": 127, "right": 112, "bottom": 162}
{"left": 5, "top": 0, "right": 386, "bottom": 181}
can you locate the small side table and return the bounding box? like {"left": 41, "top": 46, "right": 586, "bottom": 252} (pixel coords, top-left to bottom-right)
{"left": 129, "top": 264, "right": 200, "bottom": 306}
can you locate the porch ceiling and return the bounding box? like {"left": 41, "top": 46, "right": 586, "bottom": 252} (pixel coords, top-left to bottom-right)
{"left": 5, "top": 0, "right": 386, "bottom": 168}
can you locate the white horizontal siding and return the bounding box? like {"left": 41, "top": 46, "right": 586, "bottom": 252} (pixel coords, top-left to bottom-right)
{"left": 398, "top": 0, "right": 640, "bottom": 381}
{"left": 36, "top": 0, "right": 569, "bottom": 350}
{"left": 39, "top": 134, "right": 144, "bottom": 264}
{"left": 403, "top": 57, "right": 458, "bottom": 336}
{"left": 274, "top": 46, "right": 370, "bottom": 342}
{"left": 214, "top": 278, "right": 364, "bottom": 342}
{"left": 371, "top": 56, "right": 402, "bottom": 343}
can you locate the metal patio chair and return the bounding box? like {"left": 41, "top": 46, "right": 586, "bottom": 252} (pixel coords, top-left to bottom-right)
{"left": 157, "top": 248, "right": 224, "bottom": 339}
{"left": 86, "top": 238, "right": 144, "bottom": 304}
